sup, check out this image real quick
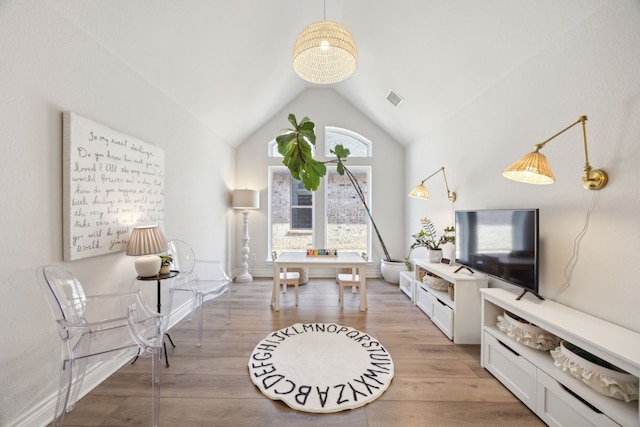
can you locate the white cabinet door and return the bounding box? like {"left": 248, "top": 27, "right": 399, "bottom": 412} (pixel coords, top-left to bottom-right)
{"left": 483, "top": 332, "right": 537, "bottom": 411}
{"left": 536, "top": 370, "right": 619, "bottom": 427}
{"left": 416, "top": 284, "right": 436, "bottom": 318}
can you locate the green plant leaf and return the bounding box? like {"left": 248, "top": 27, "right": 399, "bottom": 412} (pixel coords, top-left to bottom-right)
{"left": 277, "top": 115, "right": 325, "bottom": 191}
{"left": 332, "top": 144, "right": 350, "bottom": 160}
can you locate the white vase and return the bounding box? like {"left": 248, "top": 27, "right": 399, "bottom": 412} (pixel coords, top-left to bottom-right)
{"left": 427, "top": 249, "right": 443, "bottom": 263}
{"left": 380, "top": 258, "right": 408, "bottom": 284}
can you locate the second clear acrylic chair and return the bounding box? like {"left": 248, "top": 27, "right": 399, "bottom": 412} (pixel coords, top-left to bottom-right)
{"left": 37, "top": 265, "right": 164, "bottom": 427}
{"left": 167, "top": 239, "right": 231, "bottom": 346}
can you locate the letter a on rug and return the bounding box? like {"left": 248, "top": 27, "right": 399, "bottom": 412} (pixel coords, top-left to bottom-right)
{"left": 247, "top": 323, "right": 394, "bottom": 413}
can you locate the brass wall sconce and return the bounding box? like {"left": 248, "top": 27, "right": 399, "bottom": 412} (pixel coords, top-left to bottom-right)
{"left": 408, "top": 166, "right": 457, "bottom": 202}
{"left": 503, "top": 115, "right": 608, "bottom": 190}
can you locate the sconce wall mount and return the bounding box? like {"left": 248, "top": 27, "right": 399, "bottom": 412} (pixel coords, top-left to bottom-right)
{"left": 503, "top": 115, "right": 608, "bottom": 191}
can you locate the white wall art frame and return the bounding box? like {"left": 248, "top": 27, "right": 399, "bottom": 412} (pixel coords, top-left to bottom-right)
{"left": 62, "top": 112, "right": 165, "bottom": 260}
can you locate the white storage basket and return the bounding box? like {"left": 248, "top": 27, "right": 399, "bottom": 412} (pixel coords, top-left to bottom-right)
{"left": 423, "top": 274, "right": 448, "bottom": 291}
{"left": 551, "top": 341, "right": 639, "bottom": 402}
{"left": 496, "top": 311, "right": 560, "bottom": 351}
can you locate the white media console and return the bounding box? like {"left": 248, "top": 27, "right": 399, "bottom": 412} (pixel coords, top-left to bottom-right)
{"left": 401, "top": 259, "right": 487, "bottom": 344}
{"left": 481, "top": 287, "right": 640, "bottom": 427}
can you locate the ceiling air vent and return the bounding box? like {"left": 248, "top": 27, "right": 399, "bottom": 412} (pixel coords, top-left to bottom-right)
{"left": 386, "top": 90, "right": 404, "bottom": 107}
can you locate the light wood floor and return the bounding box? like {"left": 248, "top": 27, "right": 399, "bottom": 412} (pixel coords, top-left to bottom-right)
{"left": 60, "top": 278, "right": 544, "bottom": 426}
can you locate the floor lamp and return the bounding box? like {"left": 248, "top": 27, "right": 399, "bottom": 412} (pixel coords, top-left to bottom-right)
{"left": 232, "top": 189, "right": 260, "bottom": 283}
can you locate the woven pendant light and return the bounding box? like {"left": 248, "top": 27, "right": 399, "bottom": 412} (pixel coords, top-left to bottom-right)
{"left": 292, "top": 20, "right": 357, "bottom": 84}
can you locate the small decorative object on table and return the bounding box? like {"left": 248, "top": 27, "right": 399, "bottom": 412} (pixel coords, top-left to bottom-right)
{"left": 306, "top": 249, "right": 338, "bottom": 256}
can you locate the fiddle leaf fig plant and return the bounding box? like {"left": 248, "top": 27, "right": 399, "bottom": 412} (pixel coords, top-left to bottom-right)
{"left": 275, "top": 114, "right": 392, "bottom": 261}
{"left": 275, "top": 114, "right": 326, "bottom": 192}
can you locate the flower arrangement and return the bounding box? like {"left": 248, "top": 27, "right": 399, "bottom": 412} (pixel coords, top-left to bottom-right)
{"left": 405, "top": 218, "right": 454, "bottom": 269}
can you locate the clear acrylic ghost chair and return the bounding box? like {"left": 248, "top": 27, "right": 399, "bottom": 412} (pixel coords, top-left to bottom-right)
{"left": 37, "top": 265, "right": 164, "bottom": 427}
{"left": 166, "top": 239, "right": 231, "bottom": 346}
{"left": 337, "top": 252, "right": 367, "bottom": 308}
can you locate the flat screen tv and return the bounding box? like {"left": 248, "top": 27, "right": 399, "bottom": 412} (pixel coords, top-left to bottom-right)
{"left": 455, "top": 209, "right": 541, "bottom": 300}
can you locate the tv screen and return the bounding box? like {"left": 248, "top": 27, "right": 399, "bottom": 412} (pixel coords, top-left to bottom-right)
{"left": 455, "top": 209, "right": 539, "bottom": 298}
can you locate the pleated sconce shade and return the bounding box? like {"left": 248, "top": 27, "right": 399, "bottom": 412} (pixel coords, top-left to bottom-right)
{"left": 502, "top": 151, "right": 556, "bottom": 185}
{"left": 292, "top": 21, "right": 358, "bottom": 84}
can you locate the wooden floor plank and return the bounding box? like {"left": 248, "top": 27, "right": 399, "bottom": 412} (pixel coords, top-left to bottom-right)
{"left": 59, "top": 277, "right": 543, "bottom": 426}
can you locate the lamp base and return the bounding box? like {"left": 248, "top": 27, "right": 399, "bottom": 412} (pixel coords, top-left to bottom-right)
{"left": 235, "top": 272, "right": 253, "bottom": 283}
{"left": 135, "top": 255, "right": 161, "bottom": 278}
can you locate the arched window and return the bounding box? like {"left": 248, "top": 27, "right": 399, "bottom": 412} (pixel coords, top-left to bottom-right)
{"left": 268, "top": 127, "right": 372, "bottom": 255}
{"left": 325, "top": 127, "right": 372, "bottom": 157}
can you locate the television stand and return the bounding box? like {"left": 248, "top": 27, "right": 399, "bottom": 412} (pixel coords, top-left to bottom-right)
{"left": 413, "top": 260, "right": 487, "bottom": 344}
{"left": 480, "top": 288, "right": 640, "bottom": 427}
{"left": 516, "top": 288, "right": 544, "bottom": 301}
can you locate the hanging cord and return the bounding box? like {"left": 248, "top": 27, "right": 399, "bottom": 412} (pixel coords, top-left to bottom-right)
{"left": 551, "top": 191, "right": 598, "bottom": 300}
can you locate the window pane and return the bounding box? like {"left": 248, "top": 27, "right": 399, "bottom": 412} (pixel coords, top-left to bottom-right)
{"left": 325, "top": 127, "right": 372, "bottom": 157}
{"left": 271, "top": 170, "right": 312, "bottom": 252}
{"left": 291, "top": 179, "right": 312, "bottom": 230}
{"left": 326, "top": 168, "right": 369, "bottom": 252}
{"left": 291, "top": 207, "right": 312, "bottom": 229}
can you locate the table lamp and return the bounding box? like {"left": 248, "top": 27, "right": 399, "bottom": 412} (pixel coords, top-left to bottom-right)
{"left": 126, "top": 225, "right": 169, "bottom": 277}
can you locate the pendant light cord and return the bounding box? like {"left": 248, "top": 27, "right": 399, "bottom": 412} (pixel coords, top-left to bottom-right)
{"left": 551, "top": 191, "right": 598, "bottom": 300}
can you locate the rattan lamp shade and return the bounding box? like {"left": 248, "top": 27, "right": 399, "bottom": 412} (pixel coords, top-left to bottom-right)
{"left": 408, "top": 184, "right": 430, "bottom": 200}
{"left": 503, "top": 151, "right": 556, "bottom": 185}
{"left": 292, "top": 20, "right": 357, "bottom": 84}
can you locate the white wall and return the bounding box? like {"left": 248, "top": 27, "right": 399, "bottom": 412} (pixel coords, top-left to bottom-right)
{"left": 406, "top": 1, "right": 640, "bottom": 332}
{"left": 0, "top": 2, "right": 235, "bottom": 425}
{"left": 235, "top": 88, "right": 405, "bottom": 278}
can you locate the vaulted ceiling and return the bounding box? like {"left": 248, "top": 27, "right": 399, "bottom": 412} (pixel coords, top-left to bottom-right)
{"left": 46, "top": 0, "right": 601, "bottom": 146}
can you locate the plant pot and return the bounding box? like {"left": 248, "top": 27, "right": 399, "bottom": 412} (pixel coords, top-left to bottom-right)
{"left": 427, "top": 249, "right": 443, "bottom": 263}
{"left": 380, "top": 258, "right": 407, "bottom": 284}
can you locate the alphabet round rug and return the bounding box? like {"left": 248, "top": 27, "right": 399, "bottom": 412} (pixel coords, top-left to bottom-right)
{"left": 248, "top": 323, "right": 394, "bottom": 413}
